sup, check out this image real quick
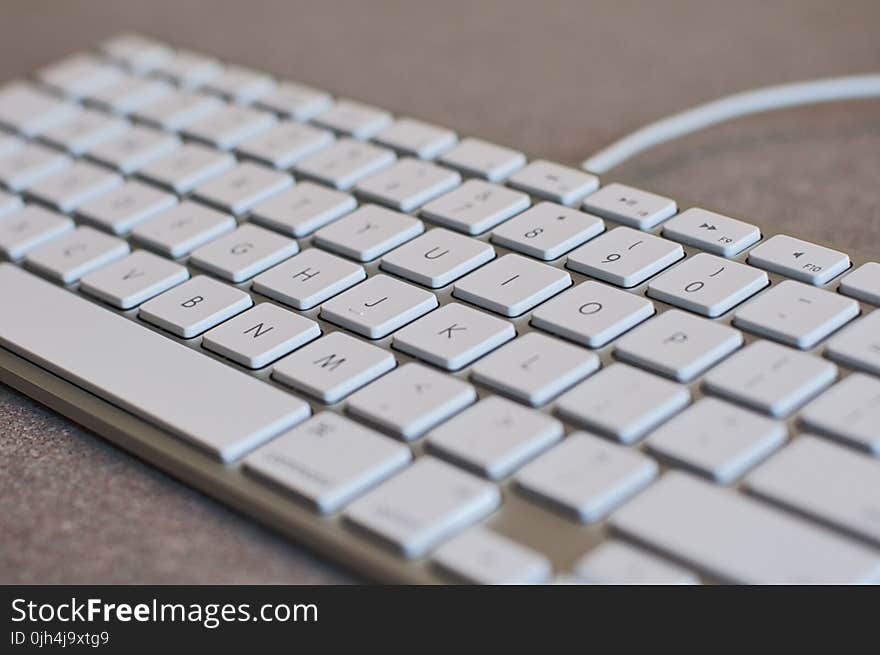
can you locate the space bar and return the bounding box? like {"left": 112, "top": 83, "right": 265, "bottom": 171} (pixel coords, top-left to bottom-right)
{"left": 0, "top": 264, "right": 310, "bottom": 463}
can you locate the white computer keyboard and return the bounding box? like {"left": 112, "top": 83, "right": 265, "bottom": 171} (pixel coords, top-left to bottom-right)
{"left": 1, "top": 33, "right": 879, "bottom": 584}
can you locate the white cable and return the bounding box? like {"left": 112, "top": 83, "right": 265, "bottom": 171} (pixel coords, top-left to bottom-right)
{"left": 581, "top": 74, "right": 880, "bottom": 174}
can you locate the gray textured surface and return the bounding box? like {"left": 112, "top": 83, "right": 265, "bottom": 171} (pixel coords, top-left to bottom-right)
{"left": 1, "top": 0, "right": 878, "bottom": 584}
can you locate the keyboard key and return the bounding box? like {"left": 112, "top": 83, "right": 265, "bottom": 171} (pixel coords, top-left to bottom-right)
{"left": 733, "top": 279, "right": 859, "bottom": 349}
{"left": 800, "top": 373, "right": 880, "bottom": 454}
{"left": 134, "top": 89, "right": 223, "bottom": 131}
{"left": 661, "top": 207, "right": 761, "bottom": 257}
{"left": 507, "top": 160, "right": 599, "bottom": 205}
{"left": 320, "top": 273, "right": 437, "bottom": 339}
{"left": 420, "top": 179, "right": 530, "bottom": 235}
{"left": 491, "top": 202, "right": 604, "bottom": 261}
{"left": 825, "top": 310, "right": 880, "bottom": 375}
{"left": 453, "top": 253, "right": 571, "bottom": 317}
{"left": 26, "top": 160, "right": 123, "bottom": 213}
{"left": 0, "top": 205, "right": 74, "bottom": 260}
{"left": 433, "top": 527, "right": 552, "bottom": 584}
{"left": 392, "top": 302, "right": 515, "bottom": 370}
{"left": 647, "top": 253, "right": 768, "bottom": 317}
{"left": 255, "top": 81, "right": 333, "bottom": 121}
{"left": 252, "top": 248, "right": 365, "bottom": 310}
{"left": 40, "top": 108, "right": 129, "bottom": 155}
{"left": 344, "top": 456, "right": 500, "bottom": 558}
{"left": 374, "top": 117, "right": 457, "bottom": 160}
{"left": 614, "top": 309, "right": 743, "bottom": 382}
{"left": 470, "top": 332, "right": 599, "bottom": 406}
{"left": 87, "top": 75, "right": 172, "bottom": 116}
{"left": 131, "top": 201, "right": 235, "bottom": 259}
{"left": 703, "top": 340, "right": 836, "bottom": 418}
{"left": 236, "top": 121, "right": 333, "bottom": 169}
{"left": 0, "top": 82, "right": 79, "bottom": 136}
{"left": 557, "top": 363, "right": 690, "bottom": 444}
{"left": 203, "top": 64, "right": 275, "bottom": 104}
{"left": 610, "top": 471, "right": 880, "bottom": 583}
{"left": 0, "top": 133, "right": 23, "bottom": 158}
{"left": 101, "top": 33, "right": 172, "bottom": 73}
{"left": 39, "top": 54, "right": 123, "bottom": 99}
{"left": 184, "top": 104, "right": 276, "bottom": 150}
{"left": 313, "top": 99, "right": 392, "bottom": 139}
{"left": 138, "top": 142, "right": 235, "bottom": 194}
{"left": 294, "top": 138, "right": 395, "bottom": 190}
{"left": 427, "top": 395, "right": 562, "bottom": 479}
{"left": 24, "top": 226, "right": 129, "bottom": 284}
{"left": 79, "top": 249, "right": 189, "bottom": 309}
{"left": 202, "top": 302, "right": 320, "bottom": 368}
{"left": 192, "top": 162, "right": 293, "bottom": 215}
{"left": 531, "top": 280, "right": 654, "bottom": 348}
{"left": 76, "top": 180, "right": 178, "bottom": 235}
{"left": 152, "top": 49, "right": 223, "bottom": 89}
{"left": 87, "top": 124, "right": 181, "bottom": 174}
{"left": 747, "top": 234, "right": 851, "bottom": 285}
{"left": 646, "top": 397, "right": 786, "bottom": 483}
{"left": 746, "top": 435, "right": 880, "bottom": 545}
{"left": 248, "top": 181, "right": 356, "bottom": 237}
{"left": 139, "top": 275, "right": 252, "bottom": 338}
{"left": 516, "top": 432, "right": 657, "bottom": 522}
{"left": 567, "top": 226, "right": 684, "bottom": 288}
{"left": 355, "top": 158, "right": 461, "bottom": 212}
{"left": 573, "top": 541, "right": 697, "bottom": 585}
{"left": 0, "top": 142, "right": 71, "bottom": 191}
{"left": 380, "top": 228, "right": 495, "bottom": 288}
{"left": 272, "top": 331, "right": 395, "bottom": 403}
{"left": 313, "top": 204, "right": 423, "bottom": 262}
{"left": 243, "top": 412, "right": 410, "bottom": 514}
{"left": 0, "top": 264, "right": 309, "bottom": 463}
{"left": 439, "top": 137, "right": 525, "bottom": 182}
{"left": 189, "top": 224, "right": 299, "bottom": 282}
{"left": 0, "top": 190, "right": 23, "bottom": 218}
{"left": 580, "top": 183, "right": 677, "bottom": 230}
{"left": 838, "top": 262, "right": 880, "bottom": 305}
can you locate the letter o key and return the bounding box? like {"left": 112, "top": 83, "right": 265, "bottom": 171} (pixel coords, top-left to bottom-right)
{"left": 579, "top": 301, "right": 603, "bottom": 315}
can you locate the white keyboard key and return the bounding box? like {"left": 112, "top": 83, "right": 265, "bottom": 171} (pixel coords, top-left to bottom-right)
{"left": 453, "top": 253, "right": 570, "bottom": 317}
{"left": 557, "top": 363, "right": 690, "bottom": 443}
{"left": 531, "top": 280, "right": 654, "bottom": 348}
{"left": 800, "top": 373, "right": 880, "bottom": 454}
{"left": 192, "top": 162, "right": 292, "bottom": 216}
{"left": 272, "top": 331, "right": 395, "bottom": 403}
{"left": 470, "top": 332, "right": 599, "bottom": 406}
{"left": 420, "top": 179, "right": 530, "bottom": 235}
{"left": 24, "top": 226, "right": 129, "bottom": 284}
{"left": 87, "top": 76, "right": 172, "bottom": 115}
{"left": 647, "top": 253, "right": 768, "bottom": 317}
{"left": 313, "top": 204, "right": 423, "bottom": 262}
{"left": 40, "top": 108, "right": 129, "bottom": 155}
{"left": 77, "top": 180, "right": 177, "bottom": 235}
{"left": 433, "top": 527, "right": 552, "bottom": 584}
{"left": 184, "top": 104, "right": 276, "bottom": 150}
{"left": 392, "top": 302, "right": 515, "bottom": 370}
{"left": 747, "top": 234, "right": 851, "bottom": 285}
{"left": 646, "top": 397, "right": 786, "bottom": 483}
{"left": 516, "top": 432, "right": 657, "bottom": 522}
{"left": 189, "top": 224, "right": 299, "bottom": 282}
{"left": 746, "top": 435, "right": 880, "bottom": 545}
{"left": 380, "top": 227, "right": 494, "bottom": 288}
{"left": 374, "top": 117, "right": 457, "bottom": 160}
{"left": 0, "top": 205, "right": 74, "bottom": 260}
{"left": 87, "top": 124, "right": 180, "bottom": 174}
{"left": 347, "top": 362, "right": 476, "bottom": 440}
{"left": 202, "top": 302, "right": 320, "bottom": 368}
{"left": 427, "top": 395, "right": 562, "bottom": 479}
{"left": 0, "top": 134, "right": 23, "bottom": 158}
{"left": 0, "top": 142, "right": 71, "bottom": 191}
{"left": 439, "top": 137, "right": 525, "bottom": 182}
{"left": 320, "top": 273, "right": 437, "bottom": 339}
{"left": 703, "top": 340, "right": 836, "bottom": 418}
{"left": 825, "top": 310, "right": 880, "bottom": 375}
{"left": 152, "top": 49, "right": 223, "bottom": 89}
{"left": 567, "top": 226, "right": 684, "bottom": 288}
{"left": 248, "top": 181, "right": 355, "bottom": 237}
{"left": 661, "top": 207, "right": 761, "bottom": 257}
{"left": 610, "top": 471, "right": 880, "bottom": 583}
{"left": 243, "top": 412, "right": 410, "bottom": 514}
{"left": 491, "top": 202, "right": 604, "bottom": 261}
{"left": 131, "top": 201, "right": 235, "bottom": 258}
{"left": 294, "top": 138, "right": 395, "bottom": 190}
{"left": 101, "top": 33, "right": 172, "bottom": 73}
{"left": 27, "top": 160, "right": 123, "bottom": 213}
{"left": 573, "top": 541, "right": 698, "bottom": 585}
{"left": 355, "top": 158, "right": 461, "bottom": 212}
{"left": 733, "top": 279, "right": 859, "bottom": 349}
{"left": 252, "top": 248, "right": 365, "bottom": 310}
{"left": 134, "top": 89, "right": 223, "bottom": 131}
{"left": 138, "top": 142, "right": 236, "bottom": 194}
{"left": 615, "top": 309, "right": 743, "bottom": 382}
{"left": 236, "top": 121, "right": 333, "bottom": 169}
{"left": 79, "top": 249, "right": 189, "bottom": 309}
{"left": 313, "top": 99, "right": 392, "bottom": 139}
{"left": 138, "top": 275, "right": 252, "bottom": 338}
{"left": 580, "top": 183, "right": 677, "bottom": 230}
{"left": 508, "top": 160, "right": 599, "bottom": 205}
{"left": 203, "top": 64, "right": 275, "bottom": 104}
{"left": 0, "top": 82, "right": 79, "bottom": 136}
{"left": 39, "top": 54, "right": 122, "bottom": 99}
{"left": 839, "top": 262, "right": 880, "bottom": 305}
{"left": 344, "top": 456, "right": 500, "bottom": 558}
{"left": 0, "top": 190, "right": 23, "bottom": 218}
{"left": 255, "top": 81, "right": 333, "bottom": 121}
